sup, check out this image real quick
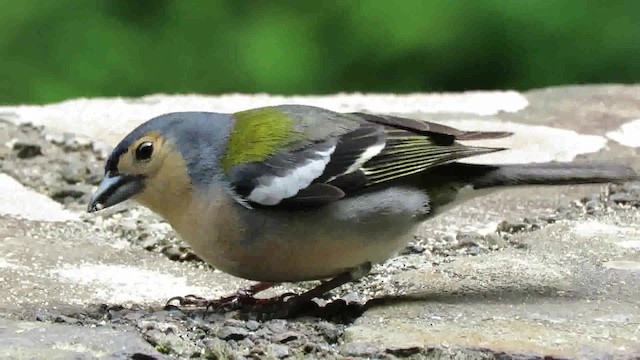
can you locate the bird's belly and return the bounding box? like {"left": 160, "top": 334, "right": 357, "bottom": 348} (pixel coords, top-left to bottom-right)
{"left": 234, "top": 221, "right": 419, "bottom": 282}
{"left": 174, "top": 186, "right": 429, "bottom": 283}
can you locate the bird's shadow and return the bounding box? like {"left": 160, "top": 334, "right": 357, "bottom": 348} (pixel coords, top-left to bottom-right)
{"left": 166, "top": 283, "right": 572, "bottom": 323}
{"left": 363, "top": 284, "right": 567, "bottom": 309}
{"left": 17, "top": 283, "right": 574, "bottom": 326}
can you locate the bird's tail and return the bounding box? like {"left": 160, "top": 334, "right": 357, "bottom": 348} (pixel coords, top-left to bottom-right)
{"left": 420, "top": 161, "right": 639, "bottom": 215}
{"left": 467, "top": 161, "right": 640, "bottom": 189}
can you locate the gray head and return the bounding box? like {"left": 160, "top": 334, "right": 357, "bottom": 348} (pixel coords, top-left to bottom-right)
{"left": 88, "top": 111, "right": 234, "bottom": 212}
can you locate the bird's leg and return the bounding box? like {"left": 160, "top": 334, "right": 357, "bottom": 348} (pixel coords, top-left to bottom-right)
{"left": 287, "top": 272, "right": 353, "bottom": 304}
{"left": 280, "top": 262, "right": 373, "bottom": 313}
{"left": 166, "top": 282, "right": 277, "bottom": 309}
{"left": 210, "top": 282, "right": 279, "bottom": 308}
{"left": 221, "top": 263, "right": 371, "bottom": 311}
{"left": 166, "top": 262, "right": 372, "bottom": 314}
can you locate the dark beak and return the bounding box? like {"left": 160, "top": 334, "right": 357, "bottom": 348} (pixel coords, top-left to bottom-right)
{"left": 87, "top": 171, "right": 144, "bottom": 212}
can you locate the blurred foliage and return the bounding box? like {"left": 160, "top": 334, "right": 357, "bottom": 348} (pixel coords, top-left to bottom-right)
{"left": 1, "top": 0, "right": 639, "bottom": 104}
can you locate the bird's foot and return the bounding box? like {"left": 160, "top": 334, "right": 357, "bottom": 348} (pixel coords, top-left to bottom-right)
{"left": 211, "top": 290, "right": 298, "bottom": 311}
{"left": 165, "top": 294, "right": 211, "bottom": 308}
{"left": 165, "top": 265, "right": 368, "bottom": 317}
{"left": 166, "top": 291, "right": 297, "bottom": 311}
{"left": 165, "top": 282, "right": 280, "bottom": 310}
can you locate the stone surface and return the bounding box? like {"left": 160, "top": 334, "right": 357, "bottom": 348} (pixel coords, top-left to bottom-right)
{"left": 344, "top": 213, "right": 640, "bottom": 359}
{"left": 0, "top": 216, "right": 237, "bottom": 311}
{"left": 0, "top": 174, "right": 78, "bottom": 222}
{"left": 607, "top": 118, "right": 640, "bottom": 147}
{"left": 1, "top": 85, "right": 640, "bottom": 358}
{"left": 0, "top": 318, "right": 170, "bottom": 359}
{"left": 0, "top": 91, "right": 528, "bottom": 146}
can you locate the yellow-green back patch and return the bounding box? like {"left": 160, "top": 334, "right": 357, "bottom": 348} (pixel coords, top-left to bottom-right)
{"left": 222, "top": 107, "right": 303, "bottom": 172}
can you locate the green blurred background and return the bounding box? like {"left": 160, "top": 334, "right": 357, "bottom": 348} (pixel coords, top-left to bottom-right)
{"left": 1, "top": 0, "right": 639, "bottom": 105}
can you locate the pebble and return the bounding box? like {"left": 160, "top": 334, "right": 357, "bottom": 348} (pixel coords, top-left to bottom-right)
{"left": 119, "top": 219, "right": 139, "bottom": 232}
{"left": 245, "top": 320, "right": 261, "bottom": 331}
{"left": 497, "top": 220, "right": 529, "bottom": 234}
{"left": 13, "top": 141, "right": 42, "bottom": 158}
{"left": 91, "top": 140, "right": 113, "bottom": 160}
{"left": 340, "top": 342, "right": 382, "bottom": 358}
{"left": 456, "top": 231, "right": 483, "bottom": 243}
{"left": 467, "top": 246, "right": 481, "bottom": 256}
{"left": 217, "top": 326, "right": 250, "bottom": 341}
{"left": 223, "top": 319, "right": 248, "bottom": 327}
{"left": 253, "top": 327, "right": 273, "bottom": 339}
{"left": 484, "top": 232, "right": 507, "bottom": 249}
{"left": 53, "top": 315, "right": 81, "bottom": 324}
{"left": 50, "top": 184, "right": 92, "bottom": 202}
{"left": 273, "top": 331, "right": 300, "bottom": 343}
{"left": 61, "top": 163, "right": 87, "bottom": 184}
{"left": 609, "top": 192, "right": 638, "bottom": 205}
{"left": 341, "top": 291, "right": 361, "bottom": 304}
{"left": 203, "top": 338, "right": 233, "bottom": 358}
{"left": 63, "top": 135, "right": 92, "bottom": 152}
{"left": 266, "top": 319, "right": 287, "bottom": 333}
{"left": 315, "top": 322, "right": 340, "bottom": 343}
{"left": 585, "top": 199, "right": 603, "bottom": 214}
{"left": 44, "top": 132, "right": 67, "bottom": 145}
{"left": 303, "top": 342, "right": 318, "bottom": 353}
{"left": 140, "top": 235, "right": 160, "bottom": 250}
{"left": 266, "top": 344, "right": 291, "bottom": 358}
{"left": 387, "top": 346, "right": 422, "bottom": 357}
{"left": 401, "top": 243, "right": 426, "bottom": 255}
{"left": 161, "top": 245, "right": 201, "bottom": 262}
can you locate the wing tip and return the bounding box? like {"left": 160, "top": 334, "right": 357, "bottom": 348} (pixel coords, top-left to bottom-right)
{"left": 462, "top": 146, "right": 509, "bottom": 158}
{"left": 455, "top": 131, "right": 513, "bottom": 140}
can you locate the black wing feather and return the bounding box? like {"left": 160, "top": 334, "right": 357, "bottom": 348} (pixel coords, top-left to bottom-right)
{"left": 352, "top": 112, "right": 513, "bottom": 140}
{"left": 228, "top": 139, "right": 337, "bottom": 198}
{"left": 315, "top": 123, "right": 385, "bottom": 183}
{"left": 228, "top": 106, "right": 511, "bottom": 209}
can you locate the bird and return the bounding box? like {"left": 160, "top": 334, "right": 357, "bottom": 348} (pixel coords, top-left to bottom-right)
{"left": 87, "top": 104, "right": 638, "bottom": 313}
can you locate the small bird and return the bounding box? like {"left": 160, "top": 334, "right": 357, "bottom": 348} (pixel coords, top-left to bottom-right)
{"left": 88, "top": 105, "right": 638, "bottom": 311}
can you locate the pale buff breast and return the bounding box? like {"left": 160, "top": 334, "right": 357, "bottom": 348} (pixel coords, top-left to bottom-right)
{"left": 169, "top": 186, "right": 429, "bottom": 283}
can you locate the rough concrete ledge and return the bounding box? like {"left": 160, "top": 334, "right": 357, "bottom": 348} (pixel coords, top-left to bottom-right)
{"left": 1, "top": 84, "right": 640, "bottom": 359}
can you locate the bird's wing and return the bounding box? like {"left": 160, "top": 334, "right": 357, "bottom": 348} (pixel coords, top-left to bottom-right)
{"left": 223, "top": 105, "right": 511, "bottom": 208}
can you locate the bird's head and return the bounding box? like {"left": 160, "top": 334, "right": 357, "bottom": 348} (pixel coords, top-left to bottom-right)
{"left": 87, "top": 112, "right": 233, "bottom": 216}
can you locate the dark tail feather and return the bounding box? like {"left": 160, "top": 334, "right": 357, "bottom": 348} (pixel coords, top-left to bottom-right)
{"left": 469, "top": 162, "right": 639, "bottom": 189}
{"left": 416, "top": 161, "right": 638, "bottom": 216}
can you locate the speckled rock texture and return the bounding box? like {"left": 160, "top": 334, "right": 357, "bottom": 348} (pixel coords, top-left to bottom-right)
{"left": 1, "top": 85, "right": 639, "bottom": 359}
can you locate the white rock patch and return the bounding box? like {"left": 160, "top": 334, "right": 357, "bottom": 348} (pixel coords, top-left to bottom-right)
{"left": 0, "top": 258, "right": 23, "bottom": 269}
{"left": 617, "top": 240, "right": 640, "bottom": 249}
{"left": 50, "top": 264, "right": 215, "bottom": 304}
{"left": 572, "top": 220, "right": 640, "bottom": 250}
{"left": 602, "top": 261, "right": 640, "bottom": 271}
{"left": 445, "top": 120, "right": 607, "bottom": 164}
{"left": 0, "top": 92, "right": 528, "bottom": 146}
{"left": 571, "top": 220, "right": 635, "bottom": 238}
{"left": 606, "top": 118, "right": 640, "bottom": 147}
{"left": 0, "top": 174, "right": 79, "bottom": 222}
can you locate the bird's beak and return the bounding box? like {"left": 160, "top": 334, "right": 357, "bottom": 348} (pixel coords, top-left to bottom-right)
{"left": 87, "top": 171, "right": 144, "bottom": 212}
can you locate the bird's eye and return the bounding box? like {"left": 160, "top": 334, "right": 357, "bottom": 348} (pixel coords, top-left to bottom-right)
{"left": 135, "top": 141, "right": 154, "bottom": 161}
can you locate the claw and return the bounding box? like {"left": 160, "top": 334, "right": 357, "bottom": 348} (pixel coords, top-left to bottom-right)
{"left": 278, "top": 292, "right": 298, "bottom": 302}
{"left": 165, "top": 282, "right": 281, "bottom": 311}
{"left": 164, "top": 279, "right": 348, "bottom": 316}
{"left": 165, "top": 294, "right": 210, "bottom": 308}
{"left": 207, "top": 291, "right": 289, "bottom": 310}
{"left": 204, "top": 293, "right": 255, "bottom": 311}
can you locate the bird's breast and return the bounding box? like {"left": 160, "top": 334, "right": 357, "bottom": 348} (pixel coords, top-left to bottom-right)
{"left": 171, "top": 186, "right": 430, "bottom": 283}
